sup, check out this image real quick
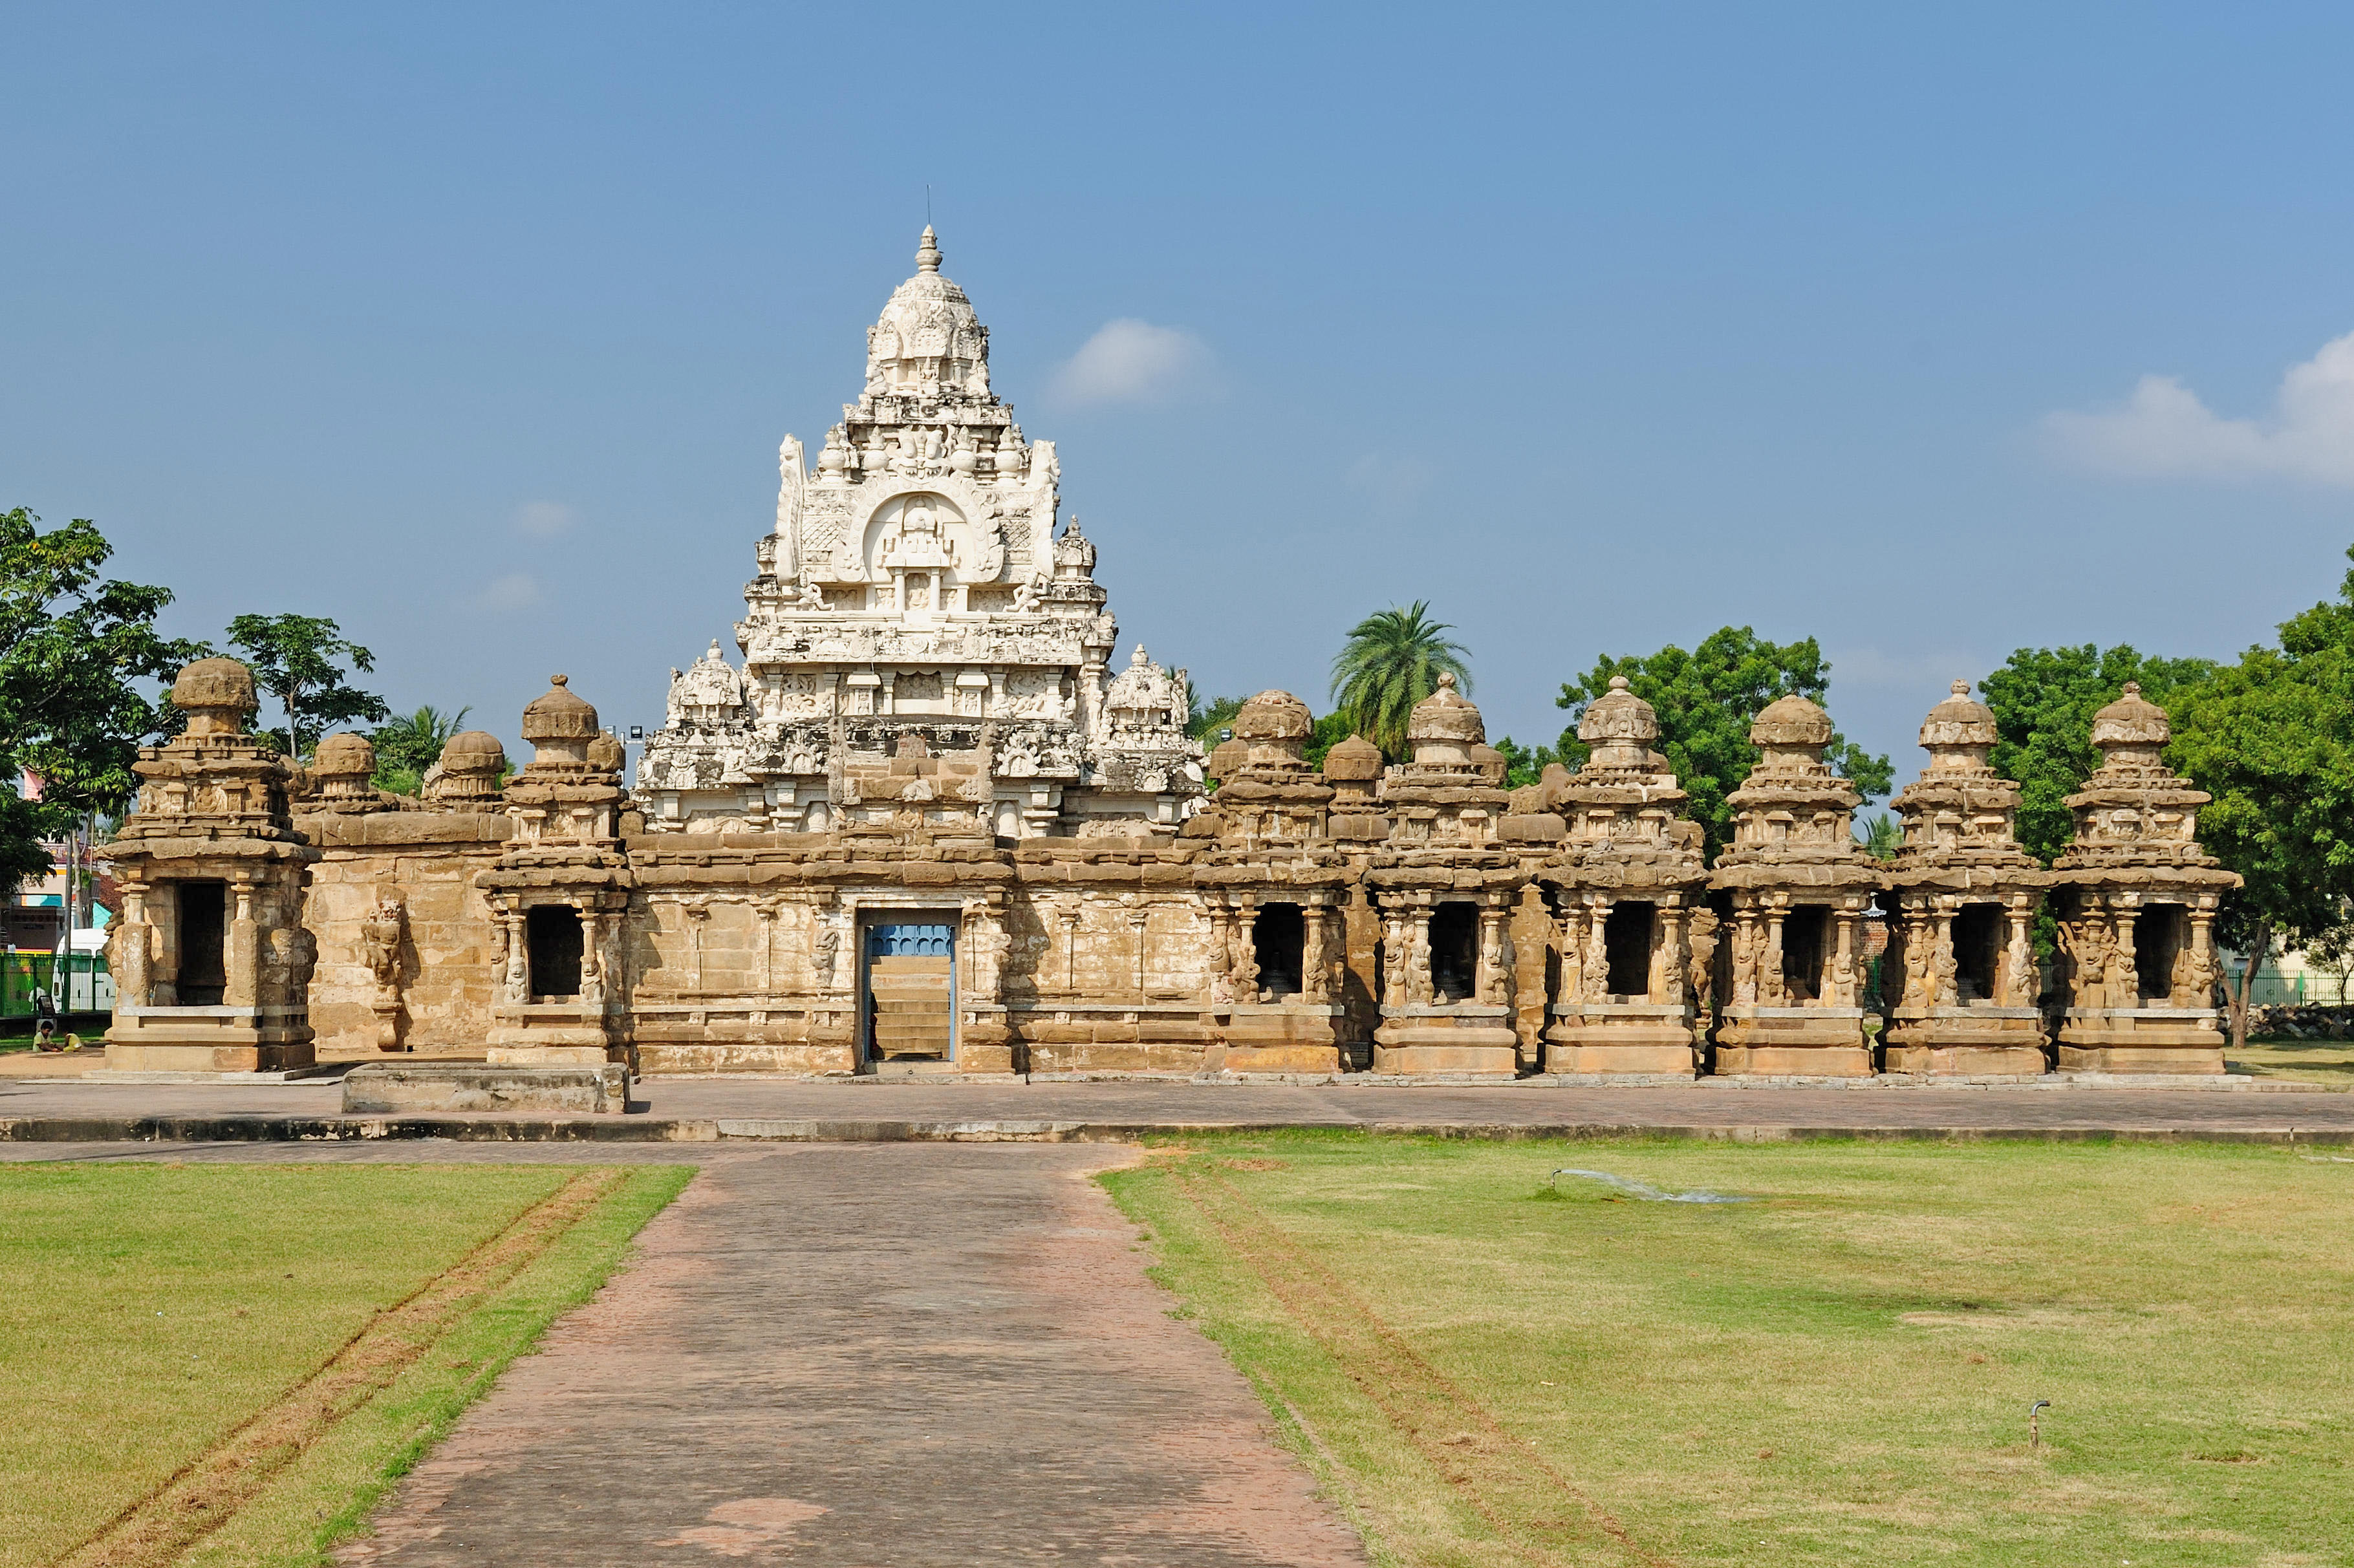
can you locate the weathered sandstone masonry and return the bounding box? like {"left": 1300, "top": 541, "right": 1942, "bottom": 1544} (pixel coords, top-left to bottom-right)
{"left": 100, "top": 659, "right": 319, "bottom": 1073}
{"left": 98, "top": 230, "right": 2243, "bottom": 1086}
{"left": 1881, "top": 683, "right": 2050, "bottom": 1076}
{"left": 2049, "top": 683, "right": 2233, "bottom": 1073}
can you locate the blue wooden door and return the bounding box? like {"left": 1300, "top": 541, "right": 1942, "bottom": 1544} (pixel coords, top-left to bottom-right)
{"left": 865, "top": 921, "right": 955, "bottom": 1061}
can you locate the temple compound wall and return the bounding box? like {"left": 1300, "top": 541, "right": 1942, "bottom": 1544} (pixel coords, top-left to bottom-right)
{"left": 99, "top": 230, "right": 2238, "bottom": 1085}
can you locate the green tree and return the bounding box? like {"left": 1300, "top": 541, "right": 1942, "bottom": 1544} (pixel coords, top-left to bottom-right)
{"left": 1495, "top": 736, "right": 1565, "bottom": 791}
{"left": 1553, "top": 627, "right": 1894, "bottom": 861}
{"left": 1979, "top": 645, "right": 2217, "bottom": 865}
{"left": 0, "top": 510, "right": 201, "bottom": 886}
{"left": 1329, "top": 601, "right": 1472, "bottom": 760}
{"left": 1853, "top": 810, "right": 1903, "bottom": 860}
{"left": 224, "top": 613, "right": 389, "bottom": 760}
{"left": 370, "top": 703, "right": 471, "bottom": 795}
{"left": 2169, "top": 548, "right": 2354, "bottom": 1049}
{"left": 1187, "top": 693, "right": 1246, "bottom": 744}
{"left": 1302, "top": 711, "right": 1355, "bottom": 771}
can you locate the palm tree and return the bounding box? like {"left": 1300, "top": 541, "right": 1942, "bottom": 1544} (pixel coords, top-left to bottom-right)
{"left": 1854, "top": 811, "right": 1903, "bottom": 860}
{"left": 1328, "top": 602, "right": 1473, "bottom": 760}
{"left": 371, "top": 704, "right": 472, "bottom": 791}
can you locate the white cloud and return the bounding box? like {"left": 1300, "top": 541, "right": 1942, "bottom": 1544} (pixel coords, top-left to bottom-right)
{"left": 473, "top": 572, "right": 542, "bottom": 612}
{"left": 1047, "top": 319, "right": 1211, "bottom": 406}
{"left": 2044, "top": 329, "right": 2354, "bottom": 486}
{"left": 513, "top": 500, "right": 576, "bottom": 537}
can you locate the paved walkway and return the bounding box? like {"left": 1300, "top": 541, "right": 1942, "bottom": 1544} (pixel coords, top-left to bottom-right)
{"left": 21, "top": 1141, "right": 1365, "bottom": 1566}
{"left": 5, "top": 1075, "right": 2354, "bottom": 1142}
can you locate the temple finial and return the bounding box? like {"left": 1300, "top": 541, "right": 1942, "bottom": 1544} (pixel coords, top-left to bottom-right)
{"left": 916, "top": 225, "right": 941, "bottom": 274}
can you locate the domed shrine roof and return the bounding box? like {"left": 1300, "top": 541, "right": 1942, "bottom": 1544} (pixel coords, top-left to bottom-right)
{"left": 866, "top": 227, "right": 989, "bottom": 394}
{"left": 438, "top": 730, "right": 507, "bottom": 771}
{"left": 1750, "top": 693, "right": 1833, "bottom": 748}
{"left": 2090, "top": 681, "right": 2170, "bottom": 749}
{"left": 312, "top": 732, "right": 376, "bottom": 777}
{"left": 1321, "top": 732, "right": 1385, "bottom": 781}
{"left": 1233, "top": 689, "right": 1313, "bottom": 743}
{"left": 1406, "top": 672, "right": 1484, "bottom": 747}
{"left": 1577, "top": 676, "right": 1659, "bottom": 747}
{"left": 171, "top": 656, "right": 258, "bottom": 716}
{"left": 521, "top": 674, "right": 599, "bottom": 741}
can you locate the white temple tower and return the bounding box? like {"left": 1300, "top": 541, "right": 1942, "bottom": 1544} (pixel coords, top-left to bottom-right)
{"left": 634, "top": 228, "right": 1202, "bottom": 837}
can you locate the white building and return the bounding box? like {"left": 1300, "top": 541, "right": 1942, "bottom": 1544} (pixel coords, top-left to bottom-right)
{"left": 634, "top": 228, "right": 1202, "bottom": 839}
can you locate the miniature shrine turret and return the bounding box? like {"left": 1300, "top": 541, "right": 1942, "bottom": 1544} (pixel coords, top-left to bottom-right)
{"left": 1368, "top": 676, "right": 1522, "bottom": 1075}
{"left": 1537, "top": 677, "right": 1712, "bottom": 1075}
{"left": 1187, "top": 691, "right": 1348, "bottom": 1072}
{"left": 1709, "top": 694, "right": 1881, "bottom": 1076}
{"left": 100, "top": 658, "right": 320, "bottom": 1073}
{"left": 479, "top": 675, "right": 634, "bottom": 1068}
{"left": 2049, "top": 683, "right": 2236, "bottom": 1072}
{"left": 1881, "top": 682, "right": 2050, "bottom": 1075}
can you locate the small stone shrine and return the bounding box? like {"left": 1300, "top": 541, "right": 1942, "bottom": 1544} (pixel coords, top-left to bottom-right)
{"left": 100, "top": 658, "right": 319, "bottom": 1073}
{"left": 1709, "top": 696, "right": 1882, "bottom": 1077}
{"left": 1881, "top": 682, "right": 2050, "bottom": 1075}
{"left": 1533, "top": 678, "right": 1712, "bottom": 1075}
{"left": 2049, "top": 683, "right": 2236, "bottom": 1072}
{"left": 1366, "top": 676, "right": 1524, "bottom": 1075}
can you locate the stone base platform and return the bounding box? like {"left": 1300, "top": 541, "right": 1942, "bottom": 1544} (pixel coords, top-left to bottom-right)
{"left": 1883, "top": 1044, "right": 2051, "bottom": 1077}
{"left": 1370, "top": 1017, "right": 1519, "bottom": 1076}
{"left": 2058, "top": 1007, "right": 2227, "bottom": 1074}
{"left": 342, "top": 1062, "right": 631, "bottom": 1115}
{"left": 1714, "top": 1004, "right": 1875, "bottom": 1078}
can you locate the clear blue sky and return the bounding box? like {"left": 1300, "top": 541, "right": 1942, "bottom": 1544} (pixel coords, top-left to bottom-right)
{"left": 7, "top": 4, "right": 2353, "bottom": 788}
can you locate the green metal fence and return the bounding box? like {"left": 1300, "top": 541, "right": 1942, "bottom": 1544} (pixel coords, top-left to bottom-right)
{"left": 1, "top": 951, "right": 113, "bottom": 1017}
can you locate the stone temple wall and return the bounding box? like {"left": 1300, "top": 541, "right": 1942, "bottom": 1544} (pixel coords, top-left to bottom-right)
{"left": 299, "top": 811, "right": 512, "bottom": 1059}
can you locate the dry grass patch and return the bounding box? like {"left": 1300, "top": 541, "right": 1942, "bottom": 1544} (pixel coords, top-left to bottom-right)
{"left": 1105, "top": 1135, "right": 2354, "bottom": 1568}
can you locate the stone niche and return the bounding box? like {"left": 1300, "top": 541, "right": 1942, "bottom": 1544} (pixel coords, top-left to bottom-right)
{"left": 2049, "top": 683, "right": 2237, "bottom": 1073}
{"left": 101, "top": 658, "right": 319, "bottom": 1073}
{"left": 478, "top": 676, "right": 634, "bottom": 1067}
{"left": 297, "top": 728, "right": 513, "bottom": 1060}
{"left": 1709, "top": 695, "right": 1881, "bottom": 1077}
{"left": 1369, "top": 676, "right": 1522, "bottom": 1075}
{"left": 1187, "top": 691, "right": 1348, "bottom": 1074}
{"left": 1881, "top": 682, "right": 2051, "bottom": 1076}
{"left": 1536, "top": 678, "right": 1711, "bottom": 1075}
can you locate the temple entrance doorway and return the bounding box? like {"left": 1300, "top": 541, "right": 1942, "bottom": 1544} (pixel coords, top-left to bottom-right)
{"left": 863, "top": 916, "right": 957, "bottom": 1065}
{"left": 175, "top": 881, "right": 228, "bottom": 1007}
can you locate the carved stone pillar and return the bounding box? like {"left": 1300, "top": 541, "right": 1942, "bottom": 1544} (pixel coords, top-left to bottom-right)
{"left": 1380, "top": 909, "right": 1409, "bottom": 1010}
{"left": 1557, "top": 903, "right": 1588, "bottom": 1004}
{"left": 226, "top": 876, "right": 260, "bottom": 1008}
{"left": 1475, "top": 905, "right": 1509, "bottom": 1006}
{"left": 1302, "top": 905, "right": 1331, "bottom": 1004}
{"left": 683, "top": 901, "right": 708, "bottom": 991}
{"left": 1656, "top": 907, "right": 1686, "bottom": 1004}
{"left": 114, "top": 882, "right": 153, "bottom": 1007}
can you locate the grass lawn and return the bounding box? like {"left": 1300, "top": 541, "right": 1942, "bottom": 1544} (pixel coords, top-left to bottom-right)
{"left": 1105, "top": 1135, "right": 2354, "bottom": 1567}
{"left": 2230, "top": 1037, "right": 2354, "bottom": 1086}
{"left": 0, "top": 1160, "right": 691, "bottom": 1568}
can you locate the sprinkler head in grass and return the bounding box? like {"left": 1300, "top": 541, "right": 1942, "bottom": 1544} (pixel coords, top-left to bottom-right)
{"left": 2029, "top": 1399, "right": 2050, "bottom": 1450}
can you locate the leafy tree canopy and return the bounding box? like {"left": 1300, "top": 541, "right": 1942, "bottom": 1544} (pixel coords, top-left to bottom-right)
{"left": 1186, "top": 692, "right": 1246, "bottom": 744}
{"left": 1330, "top": 601, "right": 1471, "bottom": 761}
{"left": 1553, "top": 627, "right": 1894, "bottom": 861}
{"left": 224, "top": 613, "right": 389, "bottom": 760}
{"left": 0, "top": 509, "right": 202, "bottom": 885}
{"left": 1495, "top": 736, "right": 1565, "bottom": 791}
{"left": 1980, "top": 644, "right": 2217, "bottom": 865}
{"left": 370, "top": 703, "right": 471, "bottom": 795}
{"left": 2169, "top": 546, "right": 2354, "bottom": 1044}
